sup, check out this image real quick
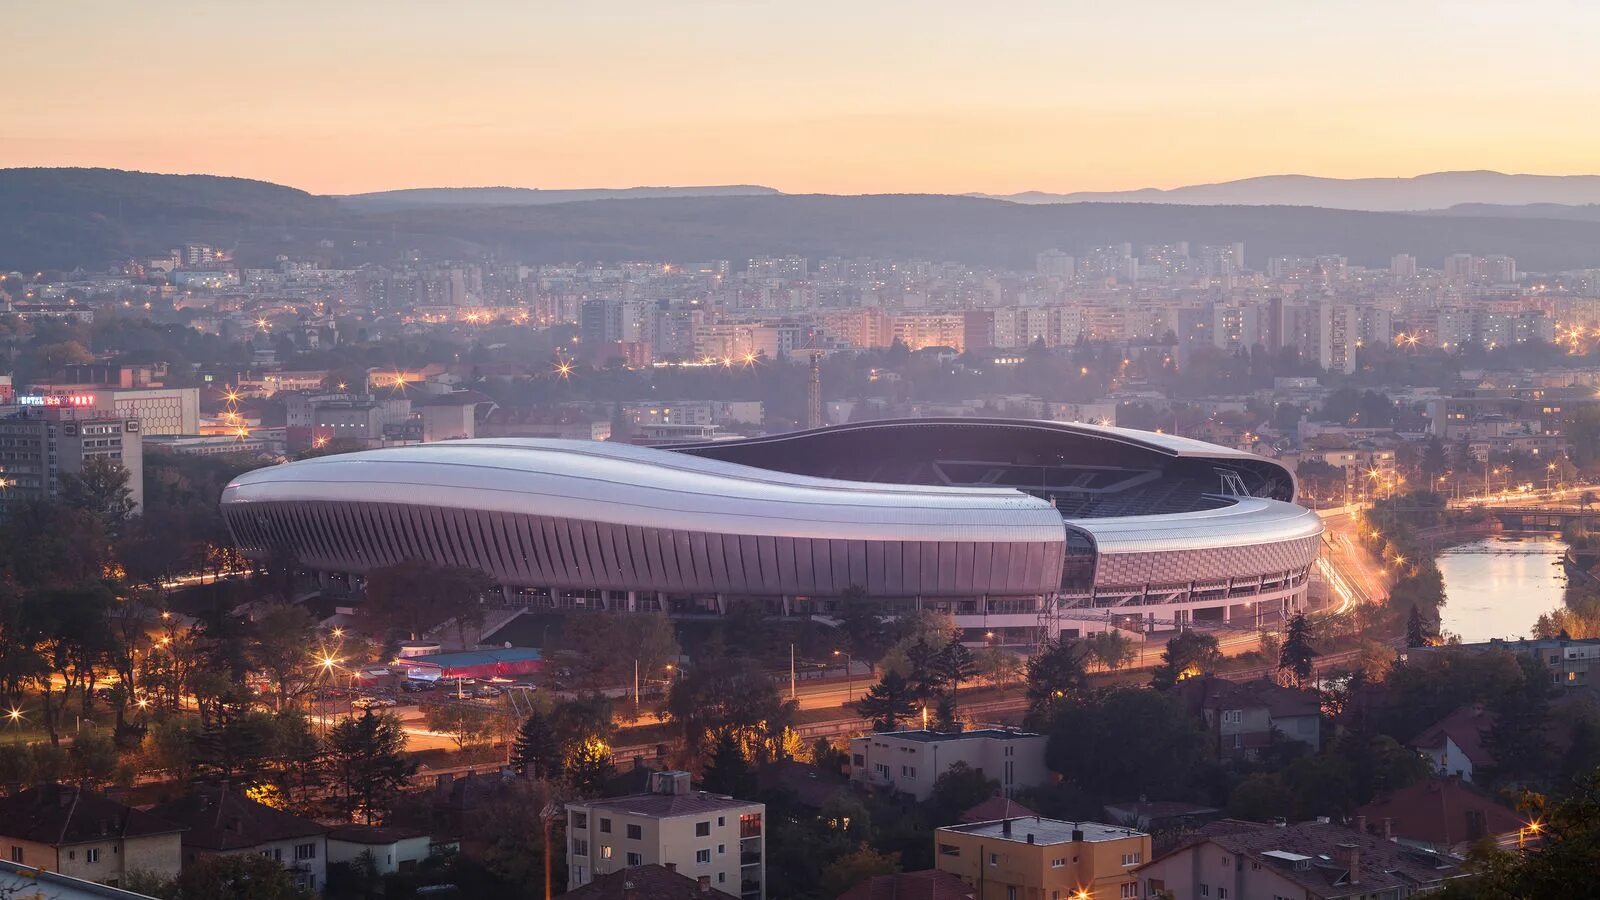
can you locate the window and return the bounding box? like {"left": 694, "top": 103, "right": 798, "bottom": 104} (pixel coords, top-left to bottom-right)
{"left": 696, "top": 821, "right": 711, "bottom": 837}
{"left": 900, "top": 765, "right": 917, "bottom": 777}
{"left": 719, "top": 873, "right": 726, "bottom": 884}
{"left": 600, "top": 818, "right": 612, "bottom": 834}
{"left": 1120, "top": 884, "right": 1138, "bottom": 899}
{"left": 572, "top": 812, "right": 588, "bottom": 829}
{"left": 739, "top": 813, "right": 762, "bottom": 838}
{"left": 600, "top": 846, "right": 612, "bottom": 860}
{"left": 697, "top": 849, "right": 711, "bottom": 864}
{"left": 1007, "top": 888, "right": 1017, "bottom": 900}
{"left": 86, "top": 848, "right": 101, "bottom": 863}
{"left": 939, "top": 844, "right": 961, "bottom": 857}
{"left": 294, "top": 843, "right": 317, "bottom": 861}
{"left": 1051, "top": 857, "right": 1066, "bottom": 868}
{"left": 1200, "top": 886, "right": 1210, "bottom": 898}
{"left": 717, "top": 816, "right": 726, "bottom": 827}
{"left": 990, "top": 853, "right": 999, "bottom": 867}
{"left": 626, "top": 852, "right": 642, "bottom": 866}
{"left": 627, "top": 824, "right": 643, "bottom": 840}
{"left": 718, "top": 844, "right": 726, "bottom": 855}
{"left": 853, "top": 754, "right": 865, "bottom": 766}
{"left": 8, "top": 847, "right": 19, "bottom": 863}
{"left": 572, "top": 839, "right": 589, "bottom": 857}
{"left": 1218, "top": 890, "right": 1228, "bottom": 899}
{"left": 1121, "top": 852, "right": 1142, "bottom": 866}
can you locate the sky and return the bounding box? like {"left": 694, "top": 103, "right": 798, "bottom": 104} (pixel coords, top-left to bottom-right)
{"left": 5, "top": 1, "right": 1600, "bottom": 195}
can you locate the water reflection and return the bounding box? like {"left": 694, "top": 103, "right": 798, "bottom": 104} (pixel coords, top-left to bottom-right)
{"left": 1435, "top": 534, "right": 1568, "bottom": 643}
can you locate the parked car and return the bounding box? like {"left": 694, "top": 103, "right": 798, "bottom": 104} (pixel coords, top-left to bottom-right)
{"left": 351, "top": 696, "right": 397, "bottom": 710}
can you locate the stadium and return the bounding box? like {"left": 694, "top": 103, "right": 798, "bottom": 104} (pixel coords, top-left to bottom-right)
{"left": 220, "top": 418, "right": 1323, "bottom": 644}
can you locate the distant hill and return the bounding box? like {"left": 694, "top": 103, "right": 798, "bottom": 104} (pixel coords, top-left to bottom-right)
{"left": 8, "top": 168, "right": 1600, "bottom": 273}
{"left": 1427, "top": 202, "right": 1600, "bottom": 222}
{"left": 975, "top": 171, "right": 1600, "bottom": 212}
{"left": 0, "top": 167, "right": 337, "bottom": 269}
{"left": 338, "top": 184, "right": 782, "bottom": 212}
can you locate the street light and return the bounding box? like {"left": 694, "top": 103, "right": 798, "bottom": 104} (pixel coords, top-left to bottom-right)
{"left": 833, "top": 650, "right": 853, "bottom": 701}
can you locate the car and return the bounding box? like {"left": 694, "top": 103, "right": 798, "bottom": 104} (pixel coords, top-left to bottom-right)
{"left": 351, "top": 696, "right": 397, "bottom": 710}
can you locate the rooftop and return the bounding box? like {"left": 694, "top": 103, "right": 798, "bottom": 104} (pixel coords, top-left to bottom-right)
{"left": 870, "top": 728, "right": 1041, "bottom": 743}
{"left": 563, "top": 864, "right": 734, "bottom": 899}
{"left": 836, "top": 870, "right": 977, "bottom": 900}
{"left": 939, "top": 816, "right": 1146, "bottom": 846}
{"left": 0, "top": 785, "right": 184, "bottom": 847}
{"left": 1354, "top": 777, "right": 1526, "bottom": 847}
{"left": 574, "top": 791, "right": 760, "bottom": 819}
{"left": 0, "top": 858, "right": 161, "bottom": 900}
{"left": 149, "top": 783, "right": 328, "bottom": 851}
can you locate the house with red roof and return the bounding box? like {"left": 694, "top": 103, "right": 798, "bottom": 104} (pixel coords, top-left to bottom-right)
{"left": 1410, "top": 705, "right": 1495, "bottom": 783}
{"left": 1353, "top": 778, "right": 1527, "bottom": 857}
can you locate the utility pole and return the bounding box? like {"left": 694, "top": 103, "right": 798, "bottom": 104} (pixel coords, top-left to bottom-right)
{"left": 790, "top": 644, "right": 796, "bottom": 700}
{"left": 634, "top": 659, "right": 640, "bottom": 707}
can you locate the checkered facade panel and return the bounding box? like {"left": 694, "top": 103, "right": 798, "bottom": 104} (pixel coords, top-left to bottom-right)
{"left": 1095, "top": 535, "right": 1320, "bottom": 587}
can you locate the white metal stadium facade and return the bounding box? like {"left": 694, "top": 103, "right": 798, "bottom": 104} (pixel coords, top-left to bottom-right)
{"left": 221, "top": 418, "right": 1322, "bottom": 642}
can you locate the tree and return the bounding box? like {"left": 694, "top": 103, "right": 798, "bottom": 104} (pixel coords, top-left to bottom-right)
{"left": 1044, "top": 688, "right": 1212, "bottom": 806}
{"left": 835, "top": 587, "right": 892, "bottom": 667}
{"left": 1406, "top": 604, "right": 1431, "bottom": 648}
{"left": 1025, "top": 638, "right": 1088, "bottom": 722}
{"left": 1085, "top": 630, "right": 1136, "bottom": 673}
{"left": 855, "top": 671, "right": 919, "bottom": 732}
{"left": 1150, "top": 632, "right": 1221, "bottom": 691}
{"left": 250, "top": 604, "right": 319, "bottom": 710}
{"left": 701, "top": 730, "right": 756, "bottom": 799}
{"left": 662, "top": 655, "right": 797, "bottom": 766}
{"left": 1482, "top": 654, "right": 1557, "bottom": 788}
{"left": 819, "top": 846, "right": 899, "bottom": 899}
{"left": 927, "top": 761, "right": 999, "bottom": 824}
{"left": 422, "top": 703, "right": 497, "bottom": 751}
{"left": 59, "top": 456, "right": 136, "bottom": 531}
{"left": 511, "top": 710, "right": 563, "bottom": 781}
{"left": 933, "top": 638, "right": 977, "bottom": 703}
{"left": 1278, "top": 615, "right": 1319, "bottom": 688}
{"left": 326, "top": 711, "right": 417, "bottom": 824}
{"left": 360, "top": 561, "right": 491, "bottom": 641}
{"left": 1443, "top": 769, "right": 1600, "bottom": 899}
{"left": 975, "top": 645, "right": 1022, "bottom": 687}
{"left": 566, "top": 736, "right": 614, "bottom": 797}
{"left": 173, "top": 853, "right": 312, "bottom": 900}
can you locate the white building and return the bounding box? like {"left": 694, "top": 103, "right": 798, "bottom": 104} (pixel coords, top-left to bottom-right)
{"left": 848, "top": 728, "right": 1050, "bottom": 801}
{"left": 566, "top": 771, "right": 765, "bottom": 900}
{"left": 326, "top": 825, "right": 432, "bottom": 876}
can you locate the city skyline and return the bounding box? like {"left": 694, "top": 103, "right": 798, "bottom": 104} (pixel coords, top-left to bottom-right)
{"left": 6, "top": 1, "right": 1600, "bottom": 195}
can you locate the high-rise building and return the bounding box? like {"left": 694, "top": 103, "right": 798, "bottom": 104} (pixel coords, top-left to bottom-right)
{"left": 934, "top": 817, "right": 1150, "bottom": 900}
{"left": 1035, "top": 249, "right": 1076, "bottom": 279}
{"left": 1390, "top": 253, "right": 1418, "bottom": 277}
{"left": 0, "top": 408, "right": 144, "bottom": 516}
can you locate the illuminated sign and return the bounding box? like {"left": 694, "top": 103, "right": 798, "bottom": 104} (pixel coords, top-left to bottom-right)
{"left": 16, "top": 394, "right": 95, "bottom": 408}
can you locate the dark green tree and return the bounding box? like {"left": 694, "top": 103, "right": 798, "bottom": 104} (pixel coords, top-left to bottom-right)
{"left": 1405, "top": 604, "right": 1431, "bottom": 648}
{"left": 855, "top": 670, "right": 919, "bottom": 732}
{"left": 1044, "top": 688, "right": 1212, "bottom": 805}
{"left": 59, "top": 456, "right": 136, "bottom": 532}
{"left": 511, "top": 710, "right": 563, "bottom": 781}
{"left": 926, "top": 761, "right": 999, "bottom": 825}
{"left": 701, "top": 730, "right": 756, "bottom": 799}
{"left": 1278, "top": 614, "right": 1319, "bottom": 688}
{"left": 566, "top": 737, "right": 614, "bottom": 797}
{"left": 934, "top": 638, "right": 978, "bottom": 702}
{"left": 174, "top": 852, "right": 311, "bottom": 900}
{"left": 1025, "top": 638, "right": 1088, "bottom": 723}
{"left": 326, "top": 711, "right": 417, "bottom": 824}
{"left": 1150, "top": 632, "right": 1221, "bottom": 691}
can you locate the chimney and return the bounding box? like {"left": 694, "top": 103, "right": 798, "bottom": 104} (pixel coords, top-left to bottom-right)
{"left": 1354, "top": 815, "right": 1367, "bottom": 835}
{"left": 1382, "top": 817, "right": 1393, "bottom": 840}
{"left": 1027, "top": 833, "right": 1035, "bottom": 845}
{"left": 623, "top": 881, "right": 637, "bottom": 900}
{"left": 1071, "top": 829, "right": 1085, "bottom": 842}
{"left": 1002, "top": 819, "right": 1012, "bottom": 836}
{"left": 665, "top": 863, "right": 677, "bottom": 875}
{"left": 698, "top": 875, "right": 711, "bottom": 893}
{"left": 1336, "top": 843, "right": 1361, "bottom": 884}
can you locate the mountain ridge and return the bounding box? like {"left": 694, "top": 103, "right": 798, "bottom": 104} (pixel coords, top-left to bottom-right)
{"left": 973, "top": 170, "right": 1600, "bottom": 211}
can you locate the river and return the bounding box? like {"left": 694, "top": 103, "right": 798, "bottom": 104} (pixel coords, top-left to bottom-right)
{"left": 1434, "top": 534, "right": 1569, "bottom": 642}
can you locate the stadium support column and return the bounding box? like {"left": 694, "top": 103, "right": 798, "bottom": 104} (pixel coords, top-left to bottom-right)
{"left": 1223, "top": 604, "right": 1232, "bottom": 625}
{"left": 626, "top": 590, "right": 638, "bottom": 612}
{"left": 806, "top": 351, "right": 823, "bottom": 430}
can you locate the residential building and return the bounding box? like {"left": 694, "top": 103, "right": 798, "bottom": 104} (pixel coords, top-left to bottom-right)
{"left": 1410, "top": 637, "right": 1600, "bottom": 689}
{"left": 848, "top": 729, "right": 1049, "bottom": 801}
{"left": 1410, "top": 705, "right": 1494, "bottom": 782}
{"left": 0, "top": 785, "right": 184, "bottom": 887}
{"left": 325, "top": 825, "right": 432, "bottom": 876}
{"left": 565, "top": 771, "right": 765, "bottom": 899}
{"left": 934, "top": 817, "right": 1150, "bottom": 900}
{"left": 0, "top": 858, "right": 164, "bottom": 900}
{"left": 837, "top": 870, "right": 977, "bottom": 900}
{"left": 0, "top": 408, "right": 144, "bottom": 515}
{"left": 1136, "top": 819, "right": 1465, "bottom": 899}
{"left": 563, "top": 862, "right": 734, "bottom": 899}
{"left": 1172, "top": 676, "right": 1322, "bottom": 759}
{"left": 1354, "top": 779, "right": 1528, "bottom": 857}
{"left": 150, "top": 784, "right": 329, "bottom": 893}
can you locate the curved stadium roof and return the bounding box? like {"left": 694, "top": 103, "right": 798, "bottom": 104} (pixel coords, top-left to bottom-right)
{"left": 222, "top": 438, "right": 1067, "bottom": 544}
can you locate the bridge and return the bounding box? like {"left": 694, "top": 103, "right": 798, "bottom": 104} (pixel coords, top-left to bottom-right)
{"left": 1482, "top": 506, "right": 1598, "bottom": 530}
